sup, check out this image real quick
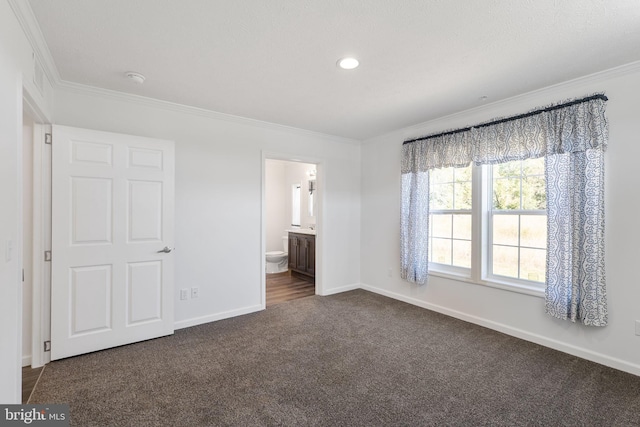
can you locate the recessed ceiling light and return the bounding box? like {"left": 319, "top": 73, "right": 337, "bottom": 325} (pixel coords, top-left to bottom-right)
{"left": 125, "top": 71, "right": 145, "bottom": 84}
{"left": 337, "top": 57, "right": 359, "bottom": 70}
{"left": 480, "top": 95, "right": 488, "bottom": 101}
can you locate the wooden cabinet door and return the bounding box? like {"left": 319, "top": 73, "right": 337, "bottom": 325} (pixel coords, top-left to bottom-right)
{"left": 306, "top": 236, "right": 315, "bottom": 275}
{"left": 288, "top": 235, "right": 295, "bottom": 269}
{"left": 288, "top": 233, "right": 315, "bottom": 278}
{"left": 296, "top": 236, "right": 307, "bottom": 272}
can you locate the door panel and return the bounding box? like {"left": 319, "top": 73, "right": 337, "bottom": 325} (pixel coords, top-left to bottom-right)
{"left": 128, "top": 180, "right": 163, "bottom": 242}
{"left": 51, "top": 125, "right": 174, "bottom": 360}
{"left": 70, "top": 265, "right": 112, "bottom": 335}
{"left": 127, "top": 261, "right": 162, "bottom": 325}
{"left": 71, "top": 177, "right": 112, "bottom": 244}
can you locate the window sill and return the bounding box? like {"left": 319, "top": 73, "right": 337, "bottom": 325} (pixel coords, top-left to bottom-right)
{"left": 427, "top": 269, "right": 545, "bottom": 299}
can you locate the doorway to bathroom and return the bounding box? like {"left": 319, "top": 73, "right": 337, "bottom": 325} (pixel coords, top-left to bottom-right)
{"left": 264, "top": 158, "right": 318, "bottom": 307}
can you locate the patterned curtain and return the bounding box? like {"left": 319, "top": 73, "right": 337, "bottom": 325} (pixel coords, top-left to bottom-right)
{"left": 400, "top": 132, "right": 473, "bottom": 284}
{"left": 400, "top": 95, "right": 608, "bottom": 325}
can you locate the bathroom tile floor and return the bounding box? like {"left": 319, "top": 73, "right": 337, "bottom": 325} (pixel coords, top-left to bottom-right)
{"left": 266, "top": 271, "right": 315, "bottom": 307}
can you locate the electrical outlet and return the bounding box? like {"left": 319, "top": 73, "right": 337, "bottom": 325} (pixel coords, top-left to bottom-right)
{"left": 191, "top": 287, "right": 199, "bottom": 299}
{"left": 635, "top": 320, "right": 640, "bottom": 336}
{"left": 180, "top": 289, "right": 188, "bottom": 300}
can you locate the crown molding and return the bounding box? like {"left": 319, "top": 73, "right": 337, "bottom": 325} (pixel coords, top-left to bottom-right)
{"left": 8, "top": 0, "right": 61, "bottom": 86}
{"left": 57, "top": 80, "right": 362, "bottom": 145}
{"left": 397, "top": 60, "right": 640, "bottom": 142}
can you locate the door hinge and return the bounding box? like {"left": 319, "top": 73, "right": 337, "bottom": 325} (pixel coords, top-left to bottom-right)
{"left": 44, "top": 341, "right": 51, "bottom": 352}
{"left": 45, "top": 133, "right": 52, "bottom": 144}
{"left": 22, "top": 269, "right": 24, "bottom": 282}
{"left": 44, "top": 250, "right": 52, "bottom": 262}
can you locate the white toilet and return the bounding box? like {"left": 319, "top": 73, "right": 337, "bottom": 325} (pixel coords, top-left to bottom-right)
{"left": 266, "top": 236, "right": 288, "bottom": 274}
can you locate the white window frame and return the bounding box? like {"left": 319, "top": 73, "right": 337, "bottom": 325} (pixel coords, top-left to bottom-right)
{"left": 427, "top": 166, "right": 473, "bottom": 279}
{"left": 427, "top": 164, "right": 545, "bottom": 297}
{"left": 428, "top": 211, "right": 473, "bottom": 278}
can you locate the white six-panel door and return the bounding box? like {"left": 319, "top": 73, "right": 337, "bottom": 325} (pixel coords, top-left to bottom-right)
{"left": 51, "top": 125, "right": 174, "bottom": 360}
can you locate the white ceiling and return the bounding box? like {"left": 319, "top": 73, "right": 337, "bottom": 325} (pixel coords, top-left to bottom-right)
{"left": 27, "top": 0, "right": 640, "bottom": 140}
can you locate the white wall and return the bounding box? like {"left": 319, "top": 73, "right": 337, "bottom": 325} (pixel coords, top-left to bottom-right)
{"left": 265, "top": 160, "right": 288, "bottom": 252}
{"left": 360, "top": 63, "right": 640, "bottom": 375}
{"left": 53, "top": 86, "right": 361, "bottom": 327}
{"left": 0, "top": 0, "right": 53, "bottom": 403}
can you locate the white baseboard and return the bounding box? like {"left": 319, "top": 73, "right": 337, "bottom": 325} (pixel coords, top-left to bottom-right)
{"left": 318, "top": 282, "right": 360, "bottom": 296}
{"left": 174, "top": 283, "right": 361, "bottom": 331}
{"left": 174, "top": 304, "right": 264, "bottom": 330}
{"left": 360, "top": 283, "right": 640, "bottom": 377}
{"left": 22, "top": 355, "right": 32, "bottom": 367}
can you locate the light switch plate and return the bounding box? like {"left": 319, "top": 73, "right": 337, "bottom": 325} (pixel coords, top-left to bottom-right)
{"left": 5, "top": 240, "right": 12, "bottom": 262}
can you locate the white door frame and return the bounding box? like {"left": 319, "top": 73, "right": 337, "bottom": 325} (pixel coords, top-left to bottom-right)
{"left": 30, "top": 121, "right": 51, "bottom": 368}
{"left": 23, "top": 88, "right": 52, "bottom": 369}
{"left": 261, "top": 151, "right": 324, "bottom": 308}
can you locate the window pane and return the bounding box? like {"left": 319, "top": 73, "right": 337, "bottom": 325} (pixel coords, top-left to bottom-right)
{"left": 452, "top": 214, "right": 471, "bottom": 240}
{"left": 430, "top": 183, "right": 454, "bottom": 209}
{"left": 291, "top": 184, "right": 301, "bottom": 226}
{"left": 520, "top": 248, "right": 546, "bottom": 282}
{"left": 522, "top": 176, "right": 546, "bottom": 209}
{"left": 493, "top": 178, "right": 521, "bottom": 209}
{"left": 431, "top": 167, "right": 453, "bottom": 184}
{"left": 493, "top": 245, "right": 519, "bottom": 278}
{"left": 522, "top": 157, "right": 544, "bottom": 176}
{"left": 452, "top": 240, "right": 471, "bottom": 268}
{"left": 431, "top": 214, "right": 451, "bottom": 238}
{"left": 432, "top": 238, "right": 452, "bottom": 264}
{"left": 494, "top": 162, "right": 521, "bottom": 179}
{"left": 520, "top": 215, "right": 546, "bottom": 248}
{"left": 455, "top": 165, "right": 472, "bottom": 182}
{"left": 455, "top": 181, "right": 472, "bottom": 209}
{"left": 493, "top": 214, "right": 518, "bottom": 246}
{"left": 428, "top": 165, "right": 472, "bottom": 271}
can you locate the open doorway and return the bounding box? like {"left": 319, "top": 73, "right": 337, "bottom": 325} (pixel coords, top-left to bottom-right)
{"left": 264, "top": 159, "right": 318, "bottom": 307}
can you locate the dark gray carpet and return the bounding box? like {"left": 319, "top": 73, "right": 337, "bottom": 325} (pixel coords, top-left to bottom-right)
{"left": 30, "top": 290, "right": 640, "bottom": 426}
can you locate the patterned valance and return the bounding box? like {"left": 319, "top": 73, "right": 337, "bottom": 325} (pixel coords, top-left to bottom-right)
{"left": 402, "top": 94, "right": 608, "bottom": 172}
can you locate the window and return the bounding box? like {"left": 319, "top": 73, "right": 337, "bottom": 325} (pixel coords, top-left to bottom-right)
{"left": 429, "top": 165, "right": 472, "bottom": 268}
{"left": 490, "top": 158, "right": 546, "bottom": 283}
{"left": 428, "top": 159, "right": 547, "bottom": 288}
{"left": 401, "top": 95, "right": 607, "bottom": 324}
{"left": 291, "top": 184, "right": 301, "bottom": 226}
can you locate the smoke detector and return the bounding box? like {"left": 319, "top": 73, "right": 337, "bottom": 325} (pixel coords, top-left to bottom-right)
{"left": 125, "top": 71, "right": 146, "bottom": 84}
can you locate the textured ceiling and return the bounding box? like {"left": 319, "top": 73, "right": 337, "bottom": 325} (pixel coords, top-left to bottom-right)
{"left": 27, "top": 0, "right": 640, "bottom": 140}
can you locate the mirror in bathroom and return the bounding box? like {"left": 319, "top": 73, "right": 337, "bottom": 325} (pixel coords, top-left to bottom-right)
{"left": 308, "top": 179, "right": 316, "bottom": 217}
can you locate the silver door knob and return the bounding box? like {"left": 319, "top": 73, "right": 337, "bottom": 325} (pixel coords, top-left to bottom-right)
{"left": 157, "top": 246, "right": 173, "bottom": 253}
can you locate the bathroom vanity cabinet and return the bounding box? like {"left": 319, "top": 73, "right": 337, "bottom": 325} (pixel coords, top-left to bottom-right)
{"left": 288, "top": 232, "right": 315, "bottom": 280}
